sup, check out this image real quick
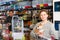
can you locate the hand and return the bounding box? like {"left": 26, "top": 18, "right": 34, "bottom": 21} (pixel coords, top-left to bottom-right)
{"left": 36, "top": 32, "right": 43, "bottom": 38}
{"left": 51, "top": 35, "right": 55, "bottom": 40}
{"left": 6, "top": 23, "right": 11, "bottom": 27}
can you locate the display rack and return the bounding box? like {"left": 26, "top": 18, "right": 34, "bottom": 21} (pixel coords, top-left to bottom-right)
{"left": 0, "top": 0, "right": 53, "bottom": 28}
{"left": 12, "top": 15, "right": 24, "bottom": 40}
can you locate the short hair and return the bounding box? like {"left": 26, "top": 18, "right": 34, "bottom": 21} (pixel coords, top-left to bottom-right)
{"left": 9, "top": 10, "right": 14, "bottom": 13}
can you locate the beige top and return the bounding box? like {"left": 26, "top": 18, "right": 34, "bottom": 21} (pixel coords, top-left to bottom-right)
{"left": 30, "top": 21, "right": 55, "bottom": 40}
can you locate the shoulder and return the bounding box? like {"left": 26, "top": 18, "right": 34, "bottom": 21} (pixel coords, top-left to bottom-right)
{"left": 46, "top": 21, "right": 53, "bottom": 27}
{"left": 35, "top": 22, "right": 41, "bottom": 25}
{"left": 47, "top": 21, "right": 53, "bottom": 25}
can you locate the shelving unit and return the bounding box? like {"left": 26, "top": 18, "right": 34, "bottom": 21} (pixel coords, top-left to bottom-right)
{"left": 0, "top": 0, "right": 53, "bottom": 28}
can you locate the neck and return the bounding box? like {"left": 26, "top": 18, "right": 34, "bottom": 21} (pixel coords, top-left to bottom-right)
{"left": 42, "top": 20, "right": 48, "bottom": 24}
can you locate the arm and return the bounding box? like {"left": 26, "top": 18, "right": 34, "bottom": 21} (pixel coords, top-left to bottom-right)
{"left": 30, "top": 23, "right": 40, "bottom": 40}
{"left": 5, "top": 17, "right": 11, "bottom": 27}
{"left": 30, "top": 25, "right": 37, "bottom": 38}
{"left": 50, "top": 23, "right": 56, "bottom": 40}
{"left": 6, "top": 23, "right": 11, "bottom": 27}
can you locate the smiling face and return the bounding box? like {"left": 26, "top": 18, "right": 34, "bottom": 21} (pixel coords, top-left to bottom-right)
{"left": 40, "top": 11, "right": 48, "bottom": 21}
{"left": 8, "top": 11, "right": 14, "bottom": 17}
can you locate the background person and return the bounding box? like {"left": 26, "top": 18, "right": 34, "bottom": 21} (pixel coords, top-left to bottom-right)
{"left": 5, "top": 11, "right": 14, "bottom": 31}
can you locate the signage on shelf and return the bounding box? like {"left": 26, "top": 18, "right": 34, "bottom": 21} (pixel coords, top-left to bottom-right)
{"left": 0, "top": 2, "right": 1, "bottom": 4}
{"left": 0, "top": 6, "right": 5, "bottom": 11}
{"left": 32, "top": 1, "right": 38, "bottom": 7}
{"left": 32, "top": 0, "right": 52, "bottom": 8}
{"left": 0, "top": 0, "right": 16, "bottom": 5}
{"left": 0, "top": 0, "right": 3, "bottom": 5}
{"left": 1, "top": 0, "right": 16, "bottom": 2}
{"left": 38, "top": 0, "right": 43, "bottom": 4}
{"left": 17, "top": 1, "right": 31, "bottom": 9}
{"left": 1, "top": 2, "right": 50, "bottom": 10}
{"left": 48, "top": 0, "right": 53, "bottom": 6}
{"left": 17, "top": 0, "right": 20, "bottom": 1}
{"left": 43, "top": 0, "right": 48, "bottom": 4}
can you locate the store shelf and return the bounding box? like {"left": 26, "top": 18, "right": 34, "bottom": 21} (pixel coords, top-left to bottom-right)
{"left": 0, "top": 6, "right": 52, "bottom": 11}
{"left": 0, "top": 1, "right": 17, "bottom": 6}
{"left": 24, "top": 20, "right": 31, "bottom": 22}
{"left": 23, "top": 6, "right": 53, "bottom": 10}
{"left": 0, "top": 0, "right": 53, "bottom": 11}
{"left": 5, "top": 6, "right": 52, "bottom": 11}
{"left": 0, "top": 0, "right": 53, "bottom": 30}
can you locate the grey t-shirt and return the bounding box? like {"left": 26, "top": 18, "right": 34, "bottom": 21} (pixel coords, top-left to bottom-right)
{"left": 30, "top": 21, "right": 55, "bottom": 40}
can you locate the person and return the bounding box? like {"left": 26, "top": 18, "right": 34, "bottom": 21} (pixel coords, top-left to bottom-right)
{"left": 5, "top": 11, "right": 14, "bottom": 31}
{"left": 30, "top": 9, "right": 56, "bottom": 40}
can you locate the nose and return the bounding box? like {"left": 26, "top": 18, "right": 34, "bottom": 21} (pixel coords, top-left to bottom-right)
{"left": 41, "top": 15, "right": 45, "bottom": 18}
